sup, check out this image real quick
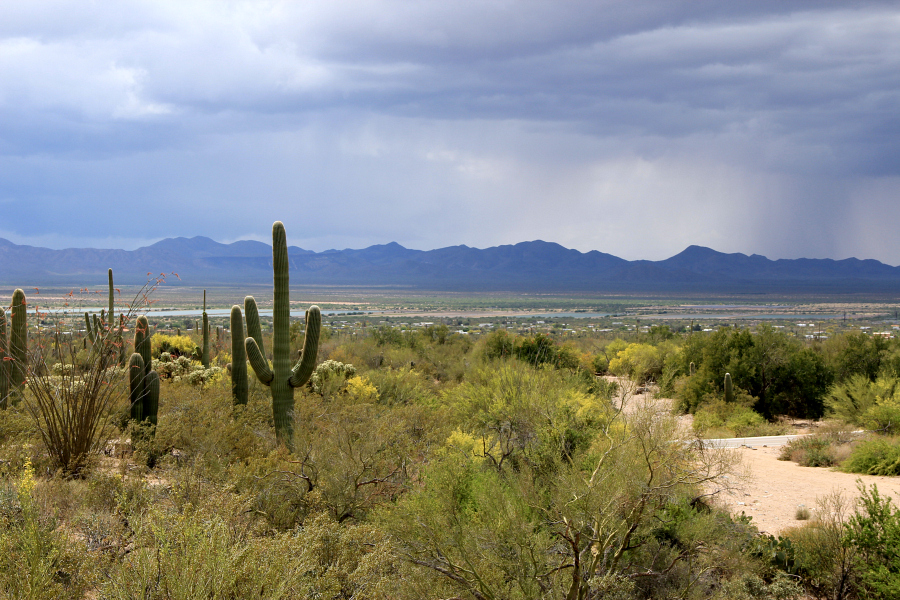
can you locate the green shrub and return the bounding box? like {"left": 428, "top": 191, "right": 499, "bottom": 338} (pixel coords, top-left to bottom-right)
{"left": 693, "top": 399, "right": 787, "bottom": 438}
{"left": 826, "top": 374, "right": 900, "bottom": 425}
{"left": 844, "top": 483, "right": 900, "bottom": 599}
{"left": 778, "top": 435, "right": 837, "bottom": 467}
{"left": 151, "top": 333, "right": 199, "bottom": 359}
{"left": 842, "top": 437, "right": 900, "bottom": 476}
{"left": 860, "top": 399, "right": 900, "bottom": 435}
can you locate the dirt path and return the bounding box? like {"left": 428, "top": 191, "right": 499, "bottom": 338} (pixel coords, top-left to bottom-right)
{"left": 711, "top": 445, "right": 900, "bottom": 535}
{"left": 605, "top": 379, "right": 900, "bottom": 535}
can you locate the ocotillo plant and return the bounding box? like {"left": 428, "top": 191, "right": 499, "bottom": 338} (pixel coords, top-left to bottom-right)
{"left": 245, "top": 221, "right": 321, "bottom": 447}
{"left": 128, "top": 315, "right": 159, "bottom": 429}
{"left": 230, "top": 305, "right": 248, "bottom": 405}
{"left": 0, "top": 308, "right": 8, "bottom": 409}
{"left": 724, "top": 372, "right": 734, "bottom": 403}
{"left": 9, "top": 289, "right": 27, "bottom": 399}
{"left": 201, "top": 290, "right": 210, "bottom": 368}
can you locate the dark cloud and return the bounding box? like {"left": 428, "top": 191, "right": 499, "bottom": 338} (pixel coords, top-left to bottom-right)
{"left": 0, "top": 1, "right": 899, "bottom": 263}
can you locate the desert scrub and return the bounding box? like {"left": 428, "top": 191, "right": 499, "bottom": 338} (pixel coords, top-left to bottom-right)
{"left": 779, "top": 434, "right": 838, "bottom": 467}
{"left": 693, "top": 398, "right": 789, "bottom": 439}
{"left": 0, "top": 461, "right": 97, "bottom": 598}
{"left": 841, "top": 436, "right": 900, "bottom": 476}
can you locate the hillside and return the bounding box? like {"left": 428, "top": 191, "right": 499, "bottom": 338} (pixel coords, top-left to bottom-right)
{"left": 2, "top": 236, "right": 899, "bottom": 293}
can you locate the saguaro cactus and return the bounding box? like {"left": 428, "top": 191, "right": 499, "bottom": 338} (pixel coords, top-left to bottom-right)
{"left": 9, "top": 289, "right": 27, "bottom": 398}
{"left": 230, "top": 305, "right": 248, "bottom": 406}
{"left": 0, "top": 308, "right": 8, "bottom": 409}
{"left": 86, "top": 269, "right": 121, "bottom": 357}
{"left": 689, "top": 361, "right": 695, "bottom": 376}
{"left": 128, "top": 315, "right": 159, "bottom": 429}
{"left": 724, "top": 372, "right": 734, "bottom": 403}
{"left": 201, "top": 290, "right": 210, "bottom": 368}
{"left": 245, "top": 221, "right": 321, "bottom": 447}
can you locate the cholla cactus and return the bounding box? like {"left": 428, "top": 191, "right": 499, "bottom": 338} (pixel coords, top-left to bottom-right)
{"left": 310, "top": 360, "right": 357, "bottom": 394}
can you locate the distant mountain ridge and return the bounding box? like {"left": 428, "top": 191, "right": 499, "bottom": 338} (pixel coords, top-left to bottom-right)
{"left": 1, "top": 236, "right": 899, "bottom": 293}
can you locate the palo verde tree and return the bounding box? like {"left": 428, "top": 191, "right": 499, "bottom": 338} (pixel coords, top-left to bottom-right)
{"left": 245, "top": 221, "right": 321, "bottom": 448}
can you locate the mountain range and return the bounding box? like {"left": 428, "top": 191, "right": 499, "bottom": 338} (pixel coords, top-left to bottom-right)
{"left": 1, "top": 236, "right": 899, "bottom": 294}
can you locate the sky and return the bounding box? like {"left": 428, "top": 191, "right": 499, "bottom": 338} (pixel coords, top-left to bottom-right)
{"left": 1, "top": 1, "right": 899, "bottom": 263}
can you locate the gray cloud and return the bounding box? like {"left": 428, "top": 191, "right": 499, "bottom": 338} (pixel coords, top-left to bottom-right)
{"left": 0, "top": 1, "right": 899, "bottom": 264}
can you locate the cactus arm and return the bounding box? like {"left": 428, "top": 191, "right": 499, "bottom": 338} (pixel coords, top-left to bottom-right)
{"left": 85, "top": 312, "right": 96, "bottom": 344}
{"left": 724, "top": 372, "right": 734, "bottom": 403}
{"left": 244, "top": 296, "right": 265, "bottom": 355}
{"left": 128, "top": 353, "right": 145, "bottom": 422}
{"left": 246, "top": 337, "right": 274, "bottom": 384}
{"left": 145, "top": 370, "right": 159, "bottom": 427}
{"left": 230, "top": 305, "right": 249, "bottom": 405}
{"left": 289, "top": 306, "right": 321, "bottom": 388}
{"left": 135, "top": 316, "right": 151, "bottom": 369}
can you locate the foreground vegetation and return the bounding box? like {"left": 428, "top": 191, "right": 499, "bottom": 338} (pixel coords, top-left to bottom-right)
{"left": 2, "top": 286, "right": 900, "bottom": 598}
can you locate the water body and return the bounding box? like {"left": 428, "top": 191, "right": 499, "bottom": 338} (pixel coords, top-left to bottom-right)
{"left": 47, "top": 307, "right": 375, "bottom": 318}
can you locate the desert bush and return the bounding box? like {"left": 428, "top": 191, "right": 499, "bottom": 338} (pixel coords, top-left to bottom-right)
{"left": 843, "top": 483, "right": 900, "bottom": 599}
{"left": 608, "top": 341, "right": 680, "bottom": 384}
{"left": 781, "top": 490, "right": 859, "bottom": 600}
{"left": 386, "top": 368, "right": 741, "bottom": 600}
{"left": 102, "top": 506, "right": 412, "bottom": 600}
{"left": 779, "top": 435, "right": 838, "bottom": 467}
{"left": 826, "top": 374, "right": 899, "bottom": 426}
{"left": 364, "top": 366, "right": 435, "bottom": 406}
{"left": 841, "top": 437, "right": 900, "bottom": 476}
{"left": 0, "top": 461, "right": 97, "bottom": 598}
{"left": 711, "top": 573, "right": 802, "bottom": 600}
{"left": 860, "top": 398, "right": 900, "bottom": 435}
{"left": 150, "top": 332, "right": 199, "bottom": 359}
{"left": 694, "top": 399, "right": 788, "bottom": 438}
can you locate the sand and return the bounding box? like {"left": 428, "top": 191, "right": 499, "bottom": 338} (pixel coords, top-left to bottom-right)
{"left": 712, "top": 444, "right": 900, "bottom": 535}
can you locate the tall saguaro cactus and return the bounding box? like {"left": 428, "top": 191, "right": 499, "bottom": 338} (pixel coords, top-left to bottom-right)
{"left": 86, "top": 269, "right": 122, "bottom": 360}
{"left": 9, "top": 289, "right": 27, "bottom": 398}
{"left": 201, "top": 290, "right": 210, "bottom": 368}
{"left": 230, "top": 305, "right": 248, "bottom": 406}
{"left": 245, "top": 221, "right": 321, "bottom": 447}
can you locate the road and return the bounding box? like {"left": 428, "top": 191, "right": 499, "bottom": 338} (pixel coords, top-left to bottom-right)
{"left": 702, "top": 434, "right": 804, "bottom": 448}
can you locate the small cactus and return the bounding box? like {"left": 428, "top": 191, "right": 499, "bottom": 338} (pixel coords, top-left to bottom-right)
{"left": 689, "top": 361, "right": 695, "bottom": 376}
{"left": 724, "top": 372, "right": 734, "bottom": 403}
{"left": 245, "top": 221, "right": 320, "bottom": 447}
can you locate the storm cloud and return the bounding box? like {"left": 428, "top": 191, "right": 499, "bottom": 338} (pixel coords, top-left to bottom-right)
{"left": 1, "top": 1, "right": 898, "bottom": 262}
